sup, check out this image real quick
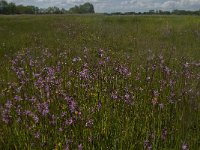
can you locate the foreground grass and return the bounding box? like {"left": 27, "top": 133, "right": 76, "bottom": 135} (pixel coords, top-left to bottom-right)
{"left": 0, "top": 15, "right": 200, "bottom": 149}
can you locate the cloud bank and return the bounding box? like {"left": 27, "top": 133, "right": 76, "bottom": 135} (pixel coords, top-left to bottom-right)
{"left": 6, "top": 0, "right": 200, "bottom": 12}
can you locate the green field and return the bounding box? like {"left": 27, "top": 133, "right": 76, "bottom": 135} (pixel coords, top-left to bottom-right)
{"left": 0, "top": 15, "right": 200, "bottom": 149}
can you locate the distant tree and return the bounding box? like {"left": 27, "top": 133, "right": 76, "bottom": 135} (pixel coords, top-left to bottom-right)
{"left": 16, "top": 5, "right": 37, "bottom": 14}
{"left": 79, "top": 2, "right": 94, "bottom": 13}
{"left": 0, "top": 0, "right": 8, "bottom": 14}
{"left": 69, "top": 5, "right": 80, "bottom": 13}
{"left": 8, "top": 2, "right": 16, "bottom": 14}
{"left": 124, "top": 12, "right": 136, "bottom": 15}
{"left": 47, "top": 7, "right": 58, "bottom": 14}
{"left": 69, "top": 2, "right": 94, "bottom": 14}
{"left": 149, "top": 10, "right": 155, "bottom": 14}
{"left": 61, "top": 8, "right": 67, "bottom": 14}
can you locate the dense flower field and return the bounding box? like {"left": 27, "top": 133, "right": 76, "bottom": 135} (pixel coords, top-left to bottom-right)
{"left": 0, "top": 15, "right": 200, "bottom": 149}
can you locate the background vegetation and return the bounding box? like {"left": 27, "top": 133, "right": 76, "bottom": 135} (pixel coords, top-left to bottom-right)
{"left": 0, "top": 1, "right": 94, "bottom": 14}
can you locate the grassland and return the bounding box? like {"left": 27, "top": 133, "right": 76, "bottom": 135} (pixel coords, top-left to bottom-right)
{"left": 0, "top": 14, "right": 200, "bottom": 149}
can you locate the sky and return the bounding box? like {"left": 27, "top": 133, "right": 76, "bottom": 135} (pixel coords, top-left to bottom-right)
{"left": 6, "top": 0, "right": 200, "bottom": 13}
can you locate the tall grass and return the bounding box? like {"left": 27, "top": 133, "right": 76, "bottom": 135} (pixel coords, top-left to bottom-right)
{"left": 0, "top": 15, "right": 200, "bottom": 149}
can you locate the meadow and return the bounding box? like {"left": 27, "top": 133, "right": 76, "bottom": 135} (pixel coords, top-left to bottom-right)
{"left": 0, "top": 14, "right": 200, "bottom": 149}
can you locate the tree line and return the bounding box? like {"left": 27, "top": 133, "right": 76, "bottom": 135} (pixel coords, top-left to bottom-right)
{"left": 106, "top": 9, "right": 200, "bottom": 16}
{"left": 1, "top": 0, "right": 200, "bottom": 15}
{"left": 0, "top": 0, "right": 94, "bottom": 14}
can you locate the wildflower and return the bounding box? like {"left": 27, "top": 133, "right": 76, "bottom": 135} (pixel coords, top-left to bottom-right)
{"left": 29, "top": 59, "right": 34, "bottom": 67}
{"left": 153, "top": 90, "right": 159, "bottom": 97}
{"left": 125, "top": 93, "right": 130, "bottom": 100}
{"left": 159, "top": 103, "right": 164, "bottom": 109}
{"left": 61, "top": 112, "right": 67, "bottom": 117}
{"left": 16, "top": 105, "right": 21, "bottom": 116}
{"left": 29, "top": 96, "right": 36, "bottom": 103}
{"left": 24, "top": 110, "right": 31, "bottom": 116}
{"left": 34, "top": 132, "right": 40, "bottom": 139}
{"left": 151, "top": 97, "right": 158, "bottom": 106}
{"left": 14, "top": 95, "right": 22, "bottom": 101}
{"left": 97, "top": 101, "right": 102, "bottom": 110}
{"left": 161, "top": 128, "right": 167, "bottom": 140}
{"left": 32, "top": 114, "right": 39, "bottom": 123}
{"left": 152, "top": 64, "right": 156, "bottom": 71}
{"left": 59, "top": 128, "right": 63, "bottom": 132}
{"left": 182, "top": 143, "right": 189, "bottom": 150}
{"left": 164, "top": 66, "right": 171, "bottom": 75}
{"left": 72, "top": 57, "right": 81, "bottom": 62}
{"left": 118, "top": 65, "right": 131, "bottom": 77}
{"left": 146, "top": 76, "right": 151, "bottom": 81}
{"left": 65, "top": 117, "right": 74, "bottom": 125}
{"left": 78, "top": 144, "right": 83, "bottom": 150}
{"left": 111, "top": 91, "right": 118, "bottom": 100}
{"left": 64, "top": 145, "right": 69, "bottom": 150}
{"left": 98, "top": 60, "right": 105, "bottom": 66}
{"left": 16, "top": 117, "right": 21, "bottom": 123}
{"left": 184, "top": 62, "right": 189, "bottom": 68}
{"left": 2, "top": 108, "right": 11, "bottom": 124}
{"left": 51, "top": 114, "right": 57, "bottom": 125}
{"left": 79, "top": 68, "right": 89, "bottom": 79}
{"left": 5, "top": 100, "right": 12, "bottom": 109}
{"left": 86, "top": 119, "right": 93, "bottom": 128}
{"left": 68, "top": 98, "right": 77, "bottom": 113}
{"left": 98, "top": 49, "right": 104, "bottom": 58}
{"left": 144, "top": 140, "right": 152, "bottom": 150}
{"left": 124, "top": 93, "right": 132, "bottom": 104}
{"left": 37, "top": 102, "right": 49, "bottom": 116}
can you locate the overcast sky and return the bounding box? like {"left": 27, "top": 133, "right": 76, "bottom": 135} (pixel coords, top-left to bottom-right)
{"left": 6, "top": 0, "right": 200, "bottom": 12}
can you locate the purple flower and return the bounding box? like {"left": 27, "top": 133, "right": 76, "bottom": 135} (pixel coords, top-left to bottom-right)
{"left": 32, "top": 114, "right": 39, "bottom": 123}
{"left": 34, "top": 132, "right": 40, "bottom": 139}
{"left": 144, "top": 140, "right": 152, "bottom": 150}
{"left": 14, "top": 95, "right": 22, "bottom": 101}
{"left": 117, "top": 65, "right": 131, "bottom": 77}
{"left": 2, "top": 108, "right": 11, "bottom": 124}
{"left": 97, "top": 101, "right": 102, "bottom": 110}
{"left": 5, "top": 100, "right": 12, "bottom": 109}
{"left": 37, "top": 102, "right": 49, "bottom": 116}
{"left": 65, "top": 117, "right": 74, "bottom": 125}
{"left": 125, "top": 93, "right": 130, "bottom": 100}
{"left": 159, "top": 103, "right": 164, "bottom": 109}
{"left": 61, "top": 112, "right": 67, "bottom": 117}
{"left": 16, "top": 117, "right": 21, "bottom": 123}
{"left": 67, "top": 98, "right": 77, "bottom": 113}
{"left": 29, "top": 96, "right": 37, "bottom": 103}
{"left": 161, "top": 128, "right": 167, "bottom": 140}
{"left": 98, "top": 49, "right": 104, "bottom": 58}
{"left": 111, "top": 91, "right": 118, "bottom": 100}
{"left": 29, "top": 59, "right": 34, "bottom": 67}
{"left": 86, "top": 119, "right": 93, "bottom": 128}
{"left": 24, "top": 110, "right": 32, "bottom": 116}
{"left": 153, "top": 90, "right": 159, "bottom": 97}
{"left": 184, "top": 62, "right": 189, "bottom": 68}
{"left": 182, "top": 143, "right": 189, "bottom": 150}
{"left": 164, "top": 66, "right": 171, "bottom": 75}
{"left": 16, "top": 105, "right": 21, "bottom": 116}
{"left": 79, "top": 68, "right": 89, "bottom": 79}
{"left": 72, "top": 57, "right": 81, "bottom": 62}
{"left": 47, "top": 67, "right": 55, "bottom": 77}
{"left": 64, "top": 145, "right": 69, "bottom": 150}
{"left": 78, "top": 144, "right": 83, "bottom": 150}
{"left": 98, "top": 60, "right": 105, "bottom": 66}
{"left": 124, "top": 93, "right": 132, "bottom": 104}
{"left": 51, "top": 114, "right": 57, "bottom": 125}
